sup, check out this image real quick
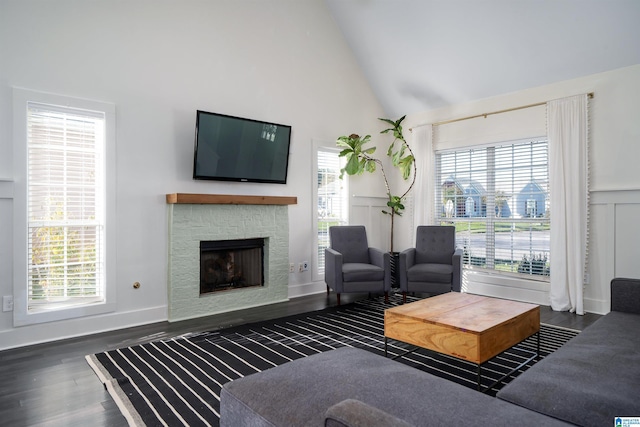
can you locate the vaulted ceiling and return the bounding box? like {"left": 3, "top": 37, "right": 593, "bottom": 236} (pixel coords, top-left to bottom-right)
{"left": 325, "top": 0, "right": 640, "bottom": 118}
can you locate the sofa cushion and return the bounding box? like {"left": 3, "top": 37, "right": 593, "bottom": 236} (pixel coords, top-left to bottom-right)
{"left": 497, "top": 311, "right": 640, "bottom": 427}
{"left": 220, "top": 347, "right": 569, "bottom": 426}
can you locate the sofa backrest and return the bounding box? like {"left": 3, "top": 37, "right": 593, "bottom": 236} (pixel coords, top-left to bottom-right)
{"left": 611, "top": 277, "right": 640, "bottom": 314}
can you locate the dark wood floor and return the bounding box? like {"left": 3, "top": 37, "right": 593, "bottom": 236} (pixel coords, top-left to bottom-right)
{"left": 0, "top": 292, "right": 602, "bottom": 427}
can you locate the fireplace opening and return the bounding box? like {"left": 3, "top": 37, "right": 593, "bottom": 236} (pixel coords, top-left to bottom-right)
{"left": 200, "top": 238, "right": 265, "bottom": 294}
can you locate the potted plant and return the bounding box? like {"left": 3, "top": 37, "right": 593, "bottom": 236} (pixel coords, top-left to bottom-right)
{"left": 336, "top": 116, "right": 416, "bottom": 253}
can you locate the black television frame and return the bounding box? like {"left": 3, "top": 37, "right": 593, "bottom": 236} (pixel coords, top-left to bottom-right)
{"left": 193, "top": 110, "right": 292, "bottom": 184}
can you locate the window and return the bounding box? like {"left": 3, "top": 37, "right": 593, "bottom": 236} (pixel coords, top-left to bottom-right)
{"left": 314, "top": 147, "right": 348, "bottom": 279}
{"left": 435, "top": 139, "right": 550, "bottom": 279}
{"left": 13, "top": 88, "right": 115, "bottom": 325}
{"left": 27, "top": 103, "right": 106, "bottom": 309}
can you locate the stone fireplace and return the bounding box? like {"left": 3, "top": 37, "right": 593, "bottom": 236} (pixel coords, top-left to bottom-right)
{"left": 166, "top": 193, "right": 296, "bottom": 322}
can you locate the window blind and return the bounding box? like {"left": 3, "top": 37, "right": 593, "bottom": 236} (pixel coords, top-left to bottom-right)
{"left": 436, "top": 139, "right": 550, "bottom": 278}
{"left": 317, "top": 149, "right": 347, "bottom": 273}
{"left": 27, "top": 102, "right": 106, "bottom": 309}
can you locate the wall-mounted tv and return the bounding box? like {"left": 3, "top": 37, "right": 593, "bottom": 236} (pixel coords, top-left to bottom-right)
{"left": 193, "top": 110, "right": 292, "bottom": 184}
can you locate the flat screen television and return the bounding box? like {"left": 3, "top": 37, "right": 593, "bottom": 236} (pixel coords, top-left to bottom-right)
{"left": 193, "top": 110, "right": 292, "bottom": 184}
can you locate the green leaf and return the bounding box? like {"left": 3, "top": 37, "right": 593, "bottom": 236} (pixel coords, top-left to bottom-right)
{"left": 378, "top": 117, "right": 395, "bottom": 126}
{"left": 344, "top": 155, "right": 362, "bottom": 175}
{"left": 398, "top": 155, "right": 414, "bottom": 180}
{"left": 365, "top": 159, "right": 377, "bottom": 173}
{"left": 338, "top": 148, "right": 352, "bottom": 158}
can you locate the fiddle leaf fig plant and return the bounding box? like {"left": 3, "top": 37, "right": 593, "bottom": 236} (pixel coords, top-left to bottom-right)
{"left": 336, "top": 115, "right": 416, "bottom": 252}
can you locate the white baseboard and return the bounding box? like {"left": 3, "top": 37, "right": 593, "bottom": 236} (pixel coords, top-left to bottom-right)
{"left": 464, "top": 272, "right": 610, "bottom": 315}
{"left": 0, "top": 305, "right": 167, "bottom": 351}
{"left": 584, "top": 297, "right": 609, "bottom": 315}
{"left": 288, "top": 281, "right": 327, "bottom": 298}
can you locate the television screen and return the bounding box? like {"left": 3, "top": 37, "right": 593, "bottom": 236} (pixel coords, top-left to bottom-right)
{"left": 193, "top": 110, "right": 292, "bottom": 184}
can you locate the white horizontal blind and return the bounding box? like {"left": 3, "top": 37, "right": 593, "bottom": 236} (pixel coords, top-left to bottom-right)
{"left": 317, "top": 149, "right": 348, "bottom": 274}
{"left": 436, "top": 139, "right": 550, "bottom": 279}
{"left": 27, "top": 102, "right": 106, "bottom": 310}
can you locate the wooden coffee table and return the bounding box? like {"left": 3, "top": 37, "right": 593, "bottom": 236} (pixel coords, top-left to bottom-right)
{"left": 384, "top": 292, "right": 540, "bottom": 392}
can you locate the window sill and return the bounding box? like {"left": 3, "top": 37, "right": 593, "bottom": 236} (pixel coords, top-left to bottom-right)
{"left": 464, "top": 269, "right": 549, "bottom": 291}
{"left": 13, "top": 300, "right": 116, "bottom": 327}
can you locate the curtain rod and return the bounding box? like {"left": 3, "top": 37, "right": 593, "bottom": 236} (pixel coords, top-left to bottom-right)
{"left": 411, "top": 92, "right": 594, "bottom": 130}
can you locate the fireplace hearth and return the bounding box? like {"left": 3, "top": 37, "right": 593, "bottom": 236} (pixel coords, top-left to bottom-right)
{"left": 200, "top": 238, "right": 265, "bottom": 294}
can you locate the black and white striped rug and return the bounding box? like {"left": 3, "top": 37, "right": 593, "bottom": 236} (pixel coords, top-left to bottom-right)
{"left": 86, "top": 295, "right": 579, "bottom": 427}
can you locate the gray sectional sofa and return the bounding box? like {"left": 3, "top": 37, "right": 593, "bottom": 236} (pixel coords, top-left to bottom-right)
{"left": 220, "top": 278, "right": 640, "bottom": 426}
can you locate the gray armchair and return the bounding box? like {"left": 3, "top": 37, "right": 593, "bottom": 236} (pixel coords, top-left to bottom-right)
{"left": 399, "top": 225, "right": 462, "bottom": 303}
{"left": 324, "top": 225, "right": 390, "bottom": 305}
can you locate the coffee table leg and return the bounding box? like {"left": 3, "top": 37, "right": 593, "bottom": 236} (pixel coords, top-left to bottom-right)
{"left": 477, "top": 365, "right": 482, "bottom": 391}
{"left": 536, "top": 330, "right": 541, "bottom": 361}
{"left": 384, "top": 337, "right": 388, "bottom": 357}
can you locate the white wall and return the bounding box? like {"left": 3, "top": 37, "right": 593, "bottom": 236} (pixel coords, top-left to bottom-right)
{"left": 0, "top": 0, "right": 386, "bottom": 349}
{"left": 400, "top": 64, "right": 640, "bottom": 314}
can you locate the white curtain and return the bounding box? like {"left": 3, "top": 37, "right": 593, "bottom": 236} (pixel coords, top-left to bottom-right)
{"left": 411, "top": 125, "right": 434, "bottom": 235}
{"left": 548, "top": 94, "right": 589, "bottom": 315}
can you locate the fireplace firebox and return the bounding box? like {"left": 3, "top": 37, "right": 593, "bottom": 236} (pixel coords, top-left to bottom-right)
{"left": 200, "top": 238, "right": 265, "bottom": 294}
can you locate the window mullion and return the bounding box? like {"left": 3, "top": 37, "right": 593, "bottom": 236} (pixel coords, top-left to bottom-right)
{"left": 486, "top": 147, "right": 495, "bottom": 270}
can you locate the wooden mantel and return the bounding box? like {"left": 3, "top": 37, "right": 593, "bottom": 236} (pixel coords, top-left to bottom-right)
{"left": 166, "top": 193, "right": 297, "bottom": 205}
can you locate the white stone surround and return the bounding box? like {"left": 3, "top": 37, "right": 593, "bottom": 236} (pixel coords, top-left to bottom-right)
{"left": 167, "top": 203, "right": 289, "bottom": 322}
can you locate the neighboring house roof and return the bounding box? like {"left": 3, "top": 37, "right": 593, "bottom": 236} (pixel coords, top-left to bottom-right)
{"left": 443, "top": 176, "right": 487, "bottom": 196}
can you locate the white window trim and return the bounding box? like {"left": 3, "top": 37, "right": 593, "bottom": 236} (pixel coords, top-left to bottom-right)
{"left": 12, "top": 88, "right": 116, "bottom": 326}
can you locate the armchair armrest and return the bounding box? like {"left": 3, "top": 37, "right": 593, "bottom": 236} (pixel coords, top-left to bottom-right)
{"left": 369, "top": 248, "right": 391, "bottom": 291}
{"left": 368, "top": 247, "right": 385, "bottom": 268}
{"left": 400, "top": 248, "right": 416, "bottom": 269}
{"left": 611, "top": 277, "right": 640, "bottom": 314}
{"left": 325, "top": 248, "right": 343, "bottom": 292}
{"left": 451, "top": 248, "right": 463, "bottom": 292}
{"left": 398, "top": 248, "right": 416, "bottom": 290}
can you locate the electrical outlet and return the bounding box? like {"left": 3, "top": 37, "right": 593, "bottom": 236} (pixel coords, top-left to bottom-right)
{"left": 301, "top": 261, "right": 309, "bottom": 272}
{"left": 2, "top": 296, "right": 13, "bottom": 312}
{"left": 289, "top": 263, "right": 295, "bottom": 273}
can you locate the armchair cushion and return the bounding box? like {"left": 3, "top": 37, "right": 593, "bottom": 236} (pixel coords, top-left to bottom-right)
{"left": 407, "top": 263, "right": 453, "bottom": 283}
{"left": 342, "top": 263, "right": 385, "bottom": 282}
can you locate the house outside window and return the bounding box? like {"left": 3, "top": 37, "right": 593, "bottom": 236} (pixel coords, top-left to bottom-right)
{"left": 435, "top": 139, "right": 550, "bottom": 279}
